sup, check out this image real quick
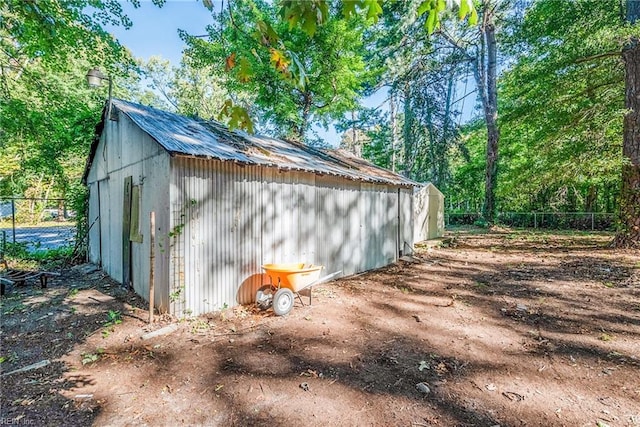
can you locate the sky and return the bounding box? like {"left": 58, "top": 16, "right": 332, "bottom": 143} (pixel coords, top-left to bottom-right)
{"left": 107, "top": 1, "right": 213, "bottom": 65}
{"left": 106, "top": 0, "right": 348, "bottom": 145}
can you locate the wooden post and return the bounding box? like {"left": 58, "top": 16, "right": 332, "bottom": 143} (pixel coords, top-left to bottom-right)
{"left": 149, "top": 211, "right": 155, "bottom": 324}
{"left": 11, "top": 198, "right": 16, "bottom": 243}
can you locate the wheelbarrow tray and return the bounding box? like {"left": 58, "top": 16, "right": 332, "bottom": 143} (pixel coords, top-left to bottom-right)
{"left": 262, "top": 263, "right": 323, "bottom": 293}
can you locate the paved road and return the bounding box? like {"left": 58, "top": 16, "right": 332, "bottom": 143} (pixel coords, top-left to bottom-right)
{"left": 0, "top": 226, "right": 76, "bottom": 251}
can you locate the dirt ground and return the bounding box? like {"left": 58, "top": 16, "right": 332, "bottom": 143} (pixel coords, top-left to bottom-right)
{"left": 1, "top": 228, "right": 639, "bottom": 427}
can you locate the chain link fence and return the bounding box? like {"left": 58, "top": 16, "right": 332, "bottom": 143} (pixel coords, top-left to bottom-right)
{"left": 446, "top": 212, "right": 616, "bottom": 231}
{"left": 0, "top": 198, "right": 77, "bottom": 253}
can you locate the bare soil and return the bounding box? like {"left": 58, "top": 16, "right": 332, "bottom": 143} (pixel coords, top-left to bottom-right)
{"left": 1, "top": 228, "right": 639, "bottom": 427}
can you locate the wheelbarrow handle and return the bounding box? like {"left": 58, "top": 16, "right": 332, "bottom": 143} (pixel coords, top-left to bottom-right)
{"left": 298, "top": 270, "right": 342, "bottom": 292}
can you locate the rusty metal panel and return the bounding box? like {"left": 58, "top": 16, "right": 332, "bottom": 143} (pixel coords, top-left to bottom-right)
{"left": 111, "top": 99, "right": 417, "bottom": 188}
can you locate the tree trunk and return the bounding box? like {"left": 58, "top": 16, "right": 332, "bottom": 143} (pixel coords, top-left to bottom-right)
{"left": 390, "top": 91, "right": 398, "bottom": 172}
{"left": 476, "top": 8, "right": 500, "bottom": 225}
{"left": 614, "top": 36, "right": 640, "bottom": 247}
{"left": 585, "top": 185, "right": 597, "bottom": 212}
{"left": 403, "top": 84, "right": 415, "bottom": 178}
{"left": 351, "top": 110, "right": 358, "bottom": 156}
{"left": 437, "top": 71, "right": 456, "bottom": 190}
{"left": 294, "top": 92, "right": 312, "bottom": 142}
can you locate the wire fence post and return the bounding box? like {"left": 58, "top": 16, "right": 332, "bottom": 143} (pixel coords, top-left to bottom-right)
{"left": 591, "top": 213, "right": 595, "bottom": 231}
{"left": 11, "top": 198, "right": 16, "bottom": 244}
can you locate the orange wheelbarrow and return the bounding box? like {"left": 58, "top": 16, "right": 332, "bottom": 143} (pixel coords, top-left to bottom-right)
{"left": 256, "top": 263, "right": 341, "bottom": 316}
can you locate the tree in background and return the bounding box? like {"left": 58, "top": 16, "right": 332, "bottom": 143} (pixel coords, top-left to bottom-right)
{"left": 497, "top": 0, "right": 625, "bottom": 213}
{"left": 0, "top": 0, "right": 156, "bottom": 232}
{"left": 494, "top": 0, "right": 639, "bottom": 244}
{"left": 359, "top": 1, "right": 470, "bottom": 190}
{"left": 0, "top": 1, "right": 136, "bottom": 199}
{"left": 425, "top": 0, "right": 508, "bottom": 223}
{"left": 139, "top": 55, "right": 231, "bottom": 119}
{"left": 183, "top": 0, "right": 370, "bottom": 142}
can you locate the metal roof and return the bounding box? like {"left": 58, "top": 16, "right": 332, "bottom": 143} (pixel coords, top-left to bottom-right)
{"left": 102, "top": 99, "right": 416, "bottom": 187}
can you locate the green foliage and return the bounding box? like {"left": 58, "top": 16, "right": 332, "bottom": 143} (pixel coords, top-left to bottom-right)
{"left": 2, "top": 242, "right": 30, "bottom": 260}
{"left": 494, "top": 0, "right": 627, "bottom": 212}
{"left": 184, "top": 0, "right": 371, "bottom": 141}
{"left": 102, "top": 310, "right": 122, "bottom": 338}
{"left": 444, "top": 0, "right": 634, "bottom": 216}
{"left": 0, "top": 0, "right": 143, "bottom": 229}
{"left": 279, "top": 0, "right": 330, "bottom": 36}
{"left": 81, "top": 350, "right": 102, "bottom": 365}
{"left": 449, "top": 121, "right": 486, "bottom": 211}
{"left": 138, "top": 55, "right": 231, "bottom": 119}
{"left": 278, "top": 0, "right": 474, "bottom": 36}
{"left": 186, "top": 0, "right": 475, "bottom": 137}
{"left": 105, "top": 310, "right": 122, "bottom": 325}
{"left": 0, "top": 1, "right": 153, "bottom": 261}
{"left": 221, "top": 99, "right": 255, "bottom": 133}
{"left": 170, "top": 286, "right": 184, "bottom": 303}
{"left": 356, "top": 0, "right": 477, "bottom": 187}
{"left": 0, "top": 1, "right": 132, "bottom": 71}
{"left": 1, "top": 240, "right": 74, "bottom": 268}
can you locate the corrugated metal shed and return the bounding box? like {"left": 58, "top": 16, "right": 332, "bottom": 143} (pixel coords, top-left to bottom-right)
{"left": 101, "top": 99, "right": 415, "bottom": 187}
{"left": 85, "top": 99, "right": 420, "bottom": 317}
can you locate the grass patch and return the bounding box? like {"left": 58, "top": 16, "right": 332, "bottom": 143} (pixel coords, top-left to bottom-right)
{"left": 2, "top": 242, "right": 74, "bottom": 269}
{"left": 599, "top": 333, "right": 613, "bottom": 342}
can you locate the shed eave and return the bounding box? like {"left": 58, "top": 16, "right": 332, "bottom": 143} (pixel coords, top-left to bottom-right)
{"left": 170, "top": 153, "right": 415, "bottom": 187}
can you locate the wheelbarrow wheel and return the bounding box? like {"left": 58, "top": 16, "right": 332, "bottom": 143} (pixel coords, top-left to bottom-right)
{"left": 256, "top": 285, "right": 274, "bottom": 310}
{"left": 273, "top": 288, "right": 294, "bottom": 316}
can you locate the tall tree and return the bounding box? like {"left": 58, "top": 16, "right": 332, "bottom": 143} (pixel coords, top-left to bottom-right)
{"left": 191, "top": 0, "right": 477, "bottom": 137}
{"left": 437, "top": 0, "right": 504, "bottom": 222}
{"left": 476, "top": 1, "right": 500, "bottom": 223}
{"left": 616, "top": 0, "right": 640, "bottom": 246}
{"left": 363, "top": 1, "right": 468, "bottom": 188}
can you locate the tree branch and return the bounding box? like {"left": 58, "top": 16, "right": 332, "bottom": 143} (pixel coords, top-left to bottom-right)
{"left": 574, "top": 51, "right": 621, "bottom": 64}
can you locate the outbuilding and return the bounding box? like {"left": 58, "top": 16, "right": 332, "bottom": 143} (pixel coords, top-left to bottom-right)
{"left": 83, "top": 99, "right": 417, "bottom": 316}
{"left": 414, "top": 182, "right": 445, "bottom": 242}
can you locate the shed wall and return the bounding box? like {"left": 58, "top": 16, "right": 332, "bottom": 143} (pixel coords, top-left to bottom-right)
{"left": 86, "top": 113, "right": 171, "bottom": 312}
{"left": 170, "top": 157, "right": 412, "bottom": 316}
{"left": 169, "top": 158, "right": 264, "bottom": 315}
